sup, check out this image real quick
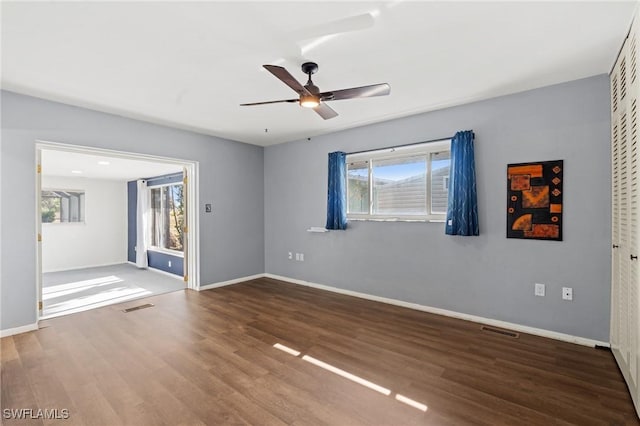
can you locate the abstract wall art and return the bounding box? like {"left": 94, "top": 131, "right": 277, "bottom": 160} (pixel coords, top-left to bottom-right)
{"left": 507, "top": 160, "right": 563, "bottom": 241}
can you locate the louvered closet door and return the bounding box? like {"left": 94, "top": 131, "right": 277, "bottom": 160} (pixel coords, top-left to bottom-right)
{"left": 611, "top": 16, "right": 640, "bottom": 413}
{"left": 613, "top": 37, "right": 630, "bottom": 374}
{"left": 627, "top": 19, "right": 640, "bottom": 403}
{"left": 629, "top": 22, "right": 639, "bottom": 393}
{"left": 613, "top": 66, "right": 622, "bottom": 356}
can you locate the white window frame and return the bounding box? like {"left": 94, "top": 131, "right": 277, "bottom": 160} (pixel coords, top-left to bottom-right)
{"left": 148, "top": 181, "right": 185, "bottom": 257}
{"left": 346, "top": 139, "right": 451, "bottom": 222}
{"left": 41, "top": 188, "right": 86, "bottom": 224}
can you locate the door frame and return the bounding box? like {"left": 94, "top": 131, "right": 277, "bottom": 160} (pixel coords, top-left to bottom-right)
{"left": 35, "top": 140, "right": 200, "bottom": 320}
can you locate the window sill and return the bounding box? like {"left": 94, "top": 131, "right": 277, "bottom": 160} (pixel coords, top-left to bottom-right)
{"left": 348, "top": 217, "right": 446, "bottom": 223}
{"left": 148, "top": 247, "right": 184, "bottom": 257}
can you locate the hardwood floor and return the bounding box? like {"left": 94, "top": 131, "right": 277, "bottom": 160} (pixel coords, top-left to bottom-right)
{"left": 1, "top": 277, "right": 638, "bottom": 425}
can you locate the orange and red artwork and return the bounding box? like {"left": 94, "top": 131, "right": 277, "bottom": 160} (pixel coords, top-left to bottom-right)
{"left": 507, "top": 160, "right": 563, "bottom": 241}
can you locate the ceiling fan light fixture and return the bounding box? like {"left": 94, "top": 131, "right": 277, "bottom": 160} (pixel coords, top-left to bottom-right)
{"left": 300, "top": 94, "right": 320, "bottom": 108}
{"left": 241, "top": 63, "right": 389, "bottom": 120}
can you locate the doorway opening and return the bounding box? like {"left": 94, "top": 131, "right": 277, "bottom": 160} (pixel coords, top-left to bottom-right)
{"left": 35, "top": 141, "right": 199, "bottom": 319}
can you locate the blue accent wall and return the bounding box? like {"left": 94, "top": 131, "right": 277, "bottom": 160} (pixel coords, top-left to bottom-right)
{"left": 148, "top": 250, "right": 184, "bottom": 276}
{"left": 127, "top": 172, "right": 184, "bottom": 276}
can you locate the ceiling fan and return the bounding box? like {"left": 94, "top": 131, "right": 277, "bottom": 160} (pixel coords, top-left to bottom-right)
{"left": 241, "top": 62, "right": 390, "bottom": 120}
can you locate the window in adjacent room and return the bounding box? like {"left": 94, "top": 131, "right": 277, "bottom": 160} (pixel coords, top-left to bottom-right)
{"left": 346, "top": 139, "right": 451, "bottom": 221}
{"left": 150, "top": 183, "right": 184, "bottom": 253}
{"left": 41, "top": 189, "right": 85, "bottom": 223}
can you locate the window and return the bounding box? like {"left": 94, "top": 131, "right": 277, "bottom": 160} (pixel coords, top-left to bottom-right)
{"left": 346, "top": 140, "right": 451, "bottom": 221}
{"left": 41, "top": 189, "right": 85, "bottom": 223}
{"left": 150, "top": 184, "right": 184, "bottom": 252}
{"left": 347, "top": 161, "right": 369, "bottom": 214}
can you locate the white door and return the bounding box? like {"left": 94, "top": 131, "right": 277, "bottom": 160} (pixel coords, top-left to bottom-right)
{"left": 611, "top": 15, "right": 640, "bottom": 414}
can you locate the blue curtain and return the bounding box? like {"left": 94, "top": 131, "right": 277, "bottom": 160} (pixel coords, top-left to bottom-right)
{"left": 326, "top": 151, "right": 347, "bottom": 230}
{"left": 445, "top": 131, "right": 479, "bottom": 236}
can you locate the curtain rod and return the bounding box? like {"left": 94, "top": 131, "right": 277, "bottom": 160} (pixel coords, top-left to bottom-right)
{"left": 345, "top": 135, "right": 453, "bottom": 156}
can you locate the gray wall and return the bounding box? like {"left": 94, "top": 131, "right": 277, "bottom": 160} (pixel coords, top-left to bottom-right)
{"left": 264, "top": 75, "right": 611, "bottom": 342}
{"left": 1, "top": 75, "right": 612, "bottom": 340}
{"left": 1, "top": 90, "right": 265, "bottom": 330}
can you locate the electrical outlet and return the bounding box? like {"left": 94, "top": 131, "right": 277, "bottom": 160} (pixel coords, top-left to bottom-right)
{"left": 299, "top": 253, "right": 304, "bottom": 261}
{"left": 295, "top": 253, "right": 301, "bottom": 261}
{"left": 288, "top": 252, "right": 293, "bottom": 260}
{"left": 562, "top": 287, "right": 573, "bottom": 301}
{"left": 534, "top": 283, "right": 545, "bottom": 297}
{"left": 168, "top": 260, "right": 172, "bottom": 267}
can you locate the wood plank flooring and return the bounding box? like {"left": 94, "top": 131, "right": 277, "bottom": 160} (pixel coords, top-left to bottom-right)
{"left": 1, "top": 277, "right": 638, "bottom": 425}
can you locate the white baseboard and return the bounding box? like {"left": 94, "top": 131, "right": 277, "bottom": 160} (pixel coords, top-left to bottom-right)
{"left": 43, "top": 261, "right": 127, "bottom": 273}
{"left": 199, "top": 274, "right": 265, "bottom": 291}
{"left": 263, "top": 273, "right": 610, "bottom": 349}
{"left": 0, "top": 322, "right": 39, "bottom": 338}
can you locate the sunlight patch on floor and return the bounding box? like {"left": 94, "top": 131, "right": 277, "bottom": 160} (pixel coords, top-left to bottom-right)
{"left": 302, "top": 354, "right": 392, "bottom": 395}
{"left": 395, "top": 394, "right": 428, "bottom": 412}
{"left": 43, "top": 275, "right": 123, "bottom": 300}
{"left": 43, "top": 286, "right": 152, "bottom": 318}
{"left": 273, "top": 342, "right": 428, "bottom": 412}
{"left": 273, "top": 343, "right": 301, "bottom": 356}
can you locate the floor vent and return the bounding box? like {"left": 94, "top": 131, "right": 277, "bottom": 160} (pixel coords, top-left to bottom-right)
{"left": 123, "top": 303, "right": 154, "bottom": 313}
{"left": 480, "top": 325, "right": 519, "bottom": 338}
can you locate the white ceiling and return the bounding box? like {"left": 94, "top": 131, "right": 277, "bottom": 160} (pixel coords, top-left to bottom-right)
{"left": 41, "top": 149, "right": 183, "bottom": 181}
{"left": 2, "top": 1, "right": 636, "bottom": 146}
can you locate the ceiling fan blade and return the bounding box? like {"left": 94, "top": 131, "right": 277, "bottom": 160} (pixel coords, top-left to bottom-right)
{"left": 263, "top": 65, "right": 311, "bottom": 96}
{"left": 293, "top": 13, "right": 375, "bottom": 41}
{"left": 314, "top": 103, "right": 338, "bottom": 120}
{"left": 240, "top": 99, "right": 298, "bottom": 106}
{"left": 321, "top": 83, "right": 390, "bottom": 101}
